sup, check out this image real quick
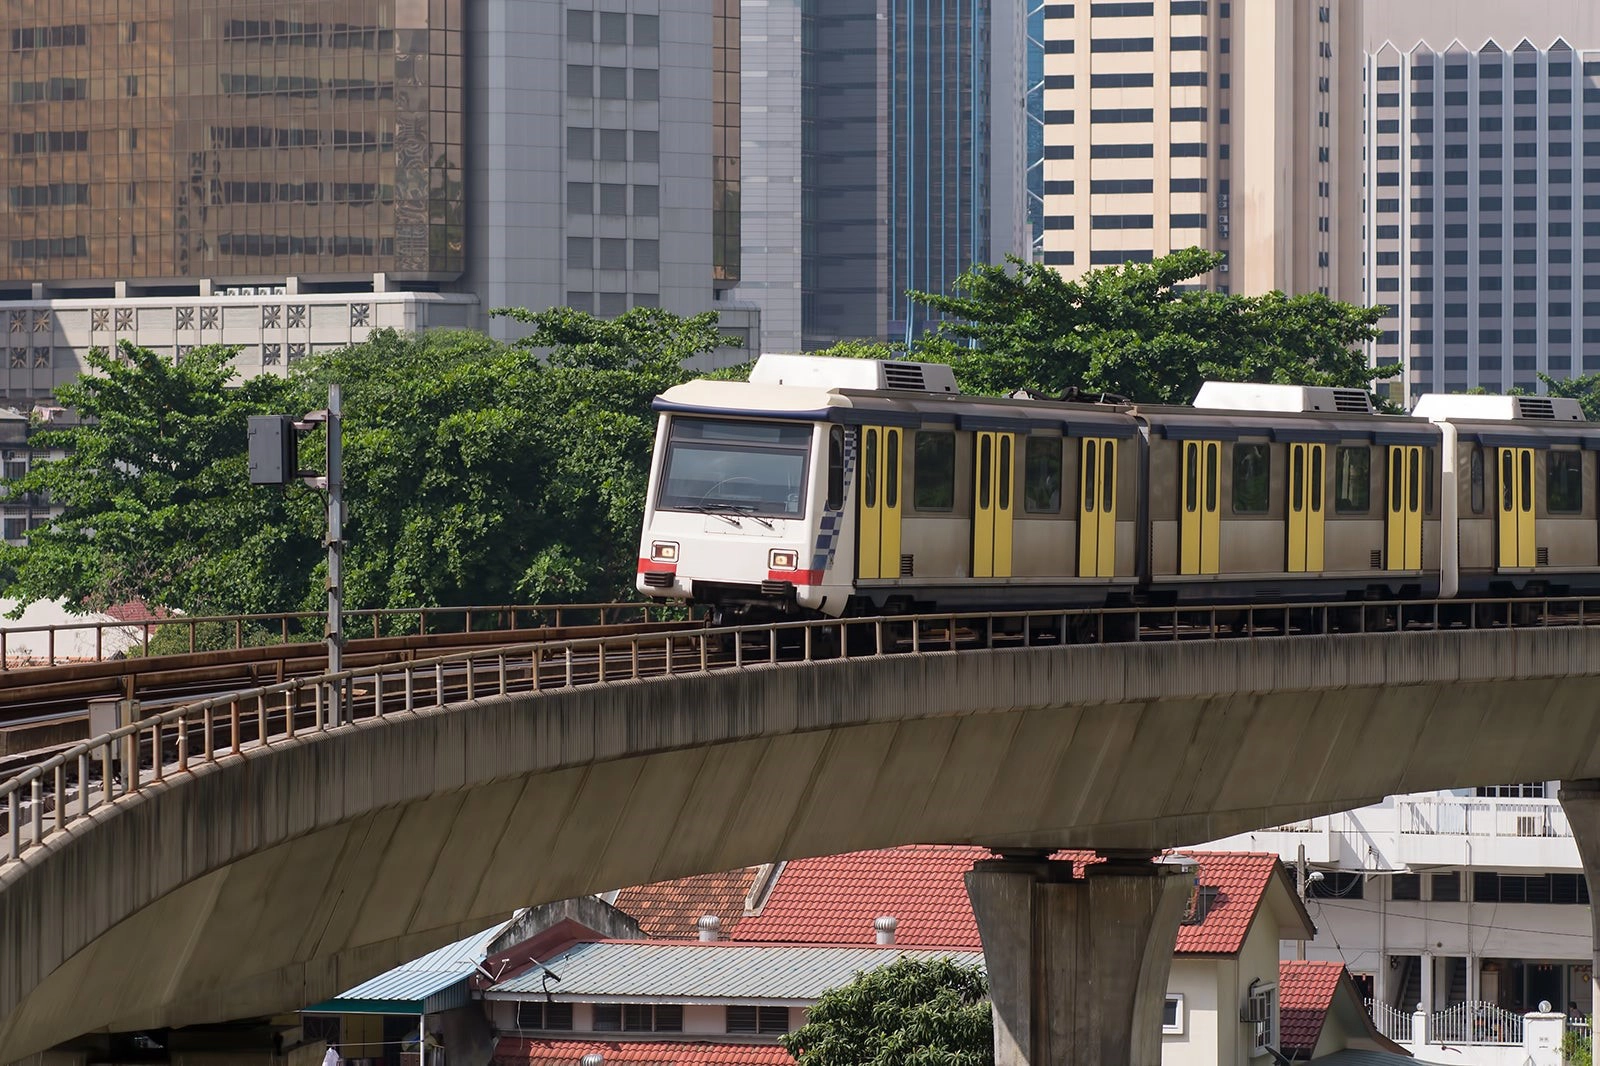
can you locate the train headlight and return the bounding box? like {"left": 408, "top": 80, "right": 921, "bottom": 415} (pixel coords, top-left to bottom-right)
{"left": 650, "top": 541, "right": 679, "bottom": 563}
{"left": 769, "top": 549, "right": 799, "bottom": 570}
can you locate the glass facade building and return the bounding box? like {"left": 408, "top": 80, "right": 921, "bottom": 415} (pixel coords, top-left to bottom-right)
{"left": 0, "top": 1, "right": 464, "bottom": 288}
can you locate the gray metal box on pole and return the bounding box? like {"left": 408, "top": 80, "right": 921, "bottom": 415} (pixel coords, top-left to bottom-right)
{"left": 247, "top": 415, "right": 298, "bottom": 485}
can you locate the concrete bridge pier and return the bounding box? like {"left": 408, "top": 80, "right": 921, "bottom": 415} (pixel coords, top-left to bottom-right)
{"left": 965, "top": 851, "right": 1196, "bottom": 1066}
{"left": 1558, "top": 779, "right": 1600, "bottom": 1013}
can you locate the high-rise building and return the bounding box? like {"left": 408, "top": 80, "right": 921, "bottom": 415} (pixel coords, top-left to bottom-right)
{"left": 0, "top": 0, "right": 754, "bottom": 402}
{"left": 1364, "top": 2, "right": 1600, "bottom": 404}
{"left": 1038, "top": 0, "right": 1364, "bottom": 302}
{"left": 733, "top": 0, "right": 1027, "bottom": 353}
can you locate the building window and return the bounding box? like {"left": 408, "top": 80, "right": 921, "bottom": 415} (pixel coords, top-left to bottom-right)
{"left": 516, "top": 1001, "right": 575, "bottom": 1030}
{"left": 726, "top": 1006, "right": 790, "bottom": 1035}
{"left": 1163, "top": 994, "right": 1185, "bottom": 1035}
{"left": 567, "top": 10, "right": 593, "bottom": 41}
{"left": 568, "top": 127, "right": 593, "bottom": 160}
{"left": 598, "top": 11, "right": 627, "bottom": 44}
{"left": 567, "top": 64, "right": 593, "bottom": 97}
{"left": 1478, "top": 783, "right": 1548, "bottom": 798}
{"left": 633, "top": 130, "right": 659, "bottom": 163}
{"left": 633, "top": 239, "right": 659, "bottom": 271}
{"left": 634, "top": 14, "right": 660, "bottom": 45}
{"left": 599, "top": 182, "right": 627, "bottom": 215}
{"left": 599, "top": 129, "right": 627, "bottom": 160}
{"left": 632, "top": 185, "right": 659, "bottom": 216}
{"left": 1248, "top": 984, "right": 1277, "bottom": 1056}
{"left": 1473, "top": 872, "right": 1590, "bottom": 904}
{"left": 1231, "top": 444, "right": 1269, "bottom": 514}
{"left": 634, "top": 69, "right": 660, "bottom": 101}
{"left": 1391, "top": 873, "right": 1421, "bottom": 901}
{"left": 1432, "top": 872, "right": 1462, "bottom": 902}
{"left": 1306, "top": 871, "right": 1364, "bottom": 899}
{"left": 599, "top": 66, "right": 627, "bottom": 98}
{"left": 594, "top": 1004, "right": 684, "bottom": 1032}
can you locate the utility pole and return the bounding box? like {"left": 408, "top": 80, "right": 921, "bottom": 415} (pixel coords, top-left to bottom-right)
{"left": 1296, "top": 843, "right": 1308, "bottom": 961}
{"left": 248, "top": 382, "right": 345, "bottom": 723}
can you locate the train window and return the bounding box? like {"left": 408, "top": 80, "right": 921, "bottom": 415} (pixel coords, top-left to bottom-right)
{"left": 977, "top": 434, "right": 992, "bottom": 509}
{"left": 1548, "top": 451, "right": 1584, "bottom": 513}
{"left": 1470, "top": 447, "right": 1485, "bottom": 514}
{"left": 1232, "top": 443, "right": 1270, "bottom": 514}
{"left": 884, "top": 430, "right": 900, "bottom": 508}
{"left": 1335, "top": 448, "right": 1370, "bottom": 512}
{"left": 863, "top": 429, "right": 879, "bottom": 508}
{"left": 914, "top": 431, "right": 956, "bottom": 511}
{"left": 1024, "top": 437, "right": 1062, "bottom": 513}
{"left": 998, "top": 435, "right": 1012, "bottom": 511}
{"left": 826, "top": 427, "right": 845, "bottom": 510}
{"left": 1184, "top": 443, "right": 1199, "bottom": 513}
{"left": 659, "top": 417, "right": 812, "bottom": 518}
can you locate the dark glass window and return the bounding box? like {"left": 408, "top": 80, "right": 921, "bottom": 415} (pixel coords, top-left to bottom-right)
{"left": 1334, "top": 447, "right": 1370, "bottom": 513}
{"left": 1471, "top": 448, "right": 1485, "bottom": 515}
{"left": 1231, "top": 444, "right": 1270, "bottom": 514}
{"left": 1306, "top": 871, "right": 1364, "bottom": 899}
{"left": 1024, "top": 437, "right": 1063, "bottom": 513}
{"left": 827, "top": 428, "right": 845, "bottom": 510}
{"left": 1432, "top": 872, "right": 1461, "bottom": 902}
{"left": 914, "top": 432, "right": 956, "bottom": 511}
{"left": 1548, "top": 452, "right": 1583, "bottom": 513}
{"left": 1391, "top": 874, "right": 1421, "bottom": 901}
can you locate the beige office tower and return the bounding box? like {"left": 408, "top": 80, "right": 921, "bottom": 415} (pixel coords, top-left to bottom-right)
{"left": 1039, "top": 0, "right": 1363, "bottom": 301}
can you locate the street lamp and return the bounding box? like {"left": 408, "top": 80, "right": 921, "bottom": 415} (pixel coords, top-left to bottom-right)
{"left": 248, "top": 383, "right": 345, "bottom": 721}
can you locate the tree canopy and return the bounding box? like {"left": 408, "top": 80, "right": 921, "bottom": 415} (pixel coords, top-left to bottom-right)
{"left": 2, "top": 307, "right": 729, "bottom": 617}
{"left": 780, "top": 957, "right": 993, "bottom": 1066}
{"left": 1541, "top": 372, "right": 1600, "bottom": 420}
{"left": 908, "top": 248, "right": 1391, "bottom": 404}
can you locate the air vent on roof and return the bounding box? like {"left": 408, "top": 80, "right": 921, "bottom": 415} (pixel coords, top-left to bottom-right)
{"left": 1333, "top": 390, "right": 1372, "bottom": 413}
{"left": 1516, "top": 397, "right": 1557, "bottom": 420}
{"left": 881, "top": 363, "right": 927, "bottom": 391}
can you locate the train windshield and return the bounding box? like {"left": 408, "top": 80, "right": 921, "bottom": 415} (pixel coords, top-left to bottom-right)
{"left": 658, "top": 417, "right": 813, "bottom": 519}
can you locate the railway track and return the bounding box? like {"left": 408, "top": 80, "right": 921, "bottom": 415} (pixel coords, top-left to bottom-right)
{"left": 0, "top": 618, "right": 704, "bottom": 766}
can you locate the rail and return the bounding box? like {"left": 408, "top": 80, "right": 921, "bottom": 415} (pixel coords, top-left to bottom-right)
{"left": 0, "top": 601, "right": 678, "bottom": 670}
{"left": 4, "top": 593, "right": 1600, "bottom": 870}
{"left": 1399, "top": 797, "right": 1572, "bottom": 839}
{"left": 1430, "top": 1002, "right": 1525, "bottom": 1046}
{"left": 1366, "top": 1000, "right": 1413, "bottom": 1043}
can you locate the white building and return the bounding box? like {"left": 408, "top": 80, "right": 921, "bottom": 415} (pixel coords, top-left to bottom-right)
{"left": 1202, "top": 783, "right": 1594, "bottom": 1066}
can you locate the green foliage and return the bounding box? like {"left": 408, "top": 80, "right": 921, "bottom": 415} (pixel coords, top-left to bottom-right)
{"left": 123, "top": 619, "right": 290, "bottom": 658}
{"left": 1542, "top": 373, "right": 1600, "bottom": 421}
{"left": 1563, "top": 1019, "right": 1592, "bottom": 1066}
{"left": 3, "top": 307, "right": 727, "bottom": 616}
{"left": 780, "top": 957, "right": 993, "bottom": 1066}
{"left": 812, "top": 339, "right": 911, "bottom": 361}
{"left": 906, "top": 249, "right": 1393, "bottom": 404}
{"left": 0, "top": 342, "right": 308, "bottom": 615}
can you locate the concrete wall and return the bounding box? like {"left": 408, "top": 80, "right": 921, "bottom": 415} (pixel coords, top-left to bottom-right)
{"left": 12, "top": 628, "right": 1600, "bottom": 1060}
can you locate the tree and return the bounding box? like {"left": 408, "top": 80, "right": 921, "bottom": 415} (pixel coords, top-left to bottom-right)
{"left": 1541, "top": 372, "right": 1600, "bottom": 420}
{"left": 3, "top": 307, "right": 732, "bottom": 617}
{"left": 780, "top": 957, "right": 993, "bottom": 1066}
{"left": 0, "top": 342, "right": 309, "bottom": 615}
{"left": 908, "top": 249, "right": 1393, "bottom": 404}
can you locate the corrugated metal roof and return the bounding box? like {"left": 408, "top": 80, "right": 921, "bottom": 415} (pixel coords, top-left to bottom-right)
{"left": 317, "top": 919, "right": 514, "bottom": 1008}
{"left": 486, "top": 942, "right": 984, "bottom": 1003}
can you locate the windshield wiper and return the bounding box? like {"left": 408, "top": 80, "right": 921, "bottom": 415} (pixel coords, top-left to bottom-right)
{"left": 716, "top": 503, "right": 775, "bottom": 529}
{"left": 687, "top": 505, "right": 743, "bottom": 527}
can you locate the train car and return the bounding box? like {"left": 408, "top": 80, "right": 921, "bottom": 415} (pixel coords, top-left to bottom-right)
{"left": 1414, "top": 393, "right": 1600, "bottom": 597}
{"left": 637, "top": 353, "right": 1600, "bottom": 622}
{"left": 1138, "top": 383, "right": 1442, "bottom": 603}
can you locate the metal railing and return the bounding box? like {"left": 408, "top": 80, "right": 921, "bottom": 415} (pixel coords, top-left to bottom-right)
{"left": 0, "top": 602, "right": 679, "bottom": 670}
{"left": 1399, "top": 797, "right": 1573, "bottom": 839}
{"left": 1430, "top": 1002, "right": 1526, "bottom": 1046}
{"left": 1366, "top": 1000, "right": 1414, "bottom": 1043}
{"left": 5, "top": 595, "right": 1600, "bottom": 871}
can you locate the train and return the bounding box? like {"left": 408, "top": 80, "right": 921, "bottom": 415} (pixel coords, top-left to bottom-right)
{"left": 635, "top": 354, "right": 1600, "bottom": 624}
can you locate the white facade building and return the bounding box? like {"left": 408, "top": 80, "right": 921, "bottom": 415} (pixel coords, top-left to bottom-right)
{"left": 1202, "top": 783, "right": 1595, "bottom": 1066}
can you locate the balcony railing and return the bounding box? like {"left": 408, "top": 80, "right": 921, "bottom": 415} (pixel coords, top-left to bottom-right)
{"left": 1398, "top": 797, "right": 1571, "bottom": 839}
{"left": 1430, "top": 1002, "right": 1525, "bottom": 1046}
{"left": 1366, "top": 1000, "right": 1413, "bottom": 1042}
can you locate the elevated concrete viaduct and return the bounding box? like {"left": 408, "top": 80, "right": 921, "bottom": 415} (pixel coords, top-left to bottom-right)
{"left": 6, "top": 626, "right": 1600, "bottom": 1065}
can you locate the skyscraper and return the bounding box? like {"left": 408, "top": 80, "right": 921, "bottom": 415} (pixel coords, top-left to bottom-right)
{"left": 1364, "top": 2, "right": 1600, "bottom": 404}
{"left": 734, "top": 0, "right": 1027, "bottom": 353}
{"left": 0, "top": 0, "right": 753, "bottom": 401}
{"left": 1038, "top": 0, "right": 1364, "bottom": 302}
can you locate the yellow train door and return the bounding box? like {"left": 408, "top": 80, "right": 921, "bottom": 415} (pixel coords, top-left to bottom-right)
{"left": 1287, "top": 443, "right": 1326, "bottom": 572}
{"left": 1078, "top": 437, "right": 1118, "bottom": 578}
{"left": 857, "top": 426, "right": 903, "bottom": 579}
{"left": 1496, "top": 446, "right": 1536, "bottom": 568}
{"left": 1385, "top": 445, "right": 1424, "bottom": 570}
{"left": 972, "top": 431, "right": 1016, "bottom": 578}
{"left": 1179, "top": 440, "right": 1221, "bottom": 575}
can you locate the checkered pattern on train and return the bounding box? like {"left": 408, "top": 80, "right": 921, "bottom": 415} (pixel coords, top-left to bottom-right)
{"left": 810, "top": 427, "right": 856, "bottom": 576}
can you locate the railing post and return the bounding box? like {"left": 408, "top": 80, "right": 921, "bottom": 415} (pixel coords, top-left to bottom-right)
{"left": 467, "top": 659, "right": 477, "bottom": 701}
{"left": 230, "top": 699, "right": 241, "bottom": 755}
{"left": 876, "top": 619, "right": 885, "bottom": 656}
{"left": 78, "top": 753, "right": 90, "bottom": 816}
{"left": 666, "top": 636, "right": 675, "bottom": 676}
{"left": 30, "top": 778, "right": 41, "bottom": 848}
{"left": 499, "top": 653, "right": 508, "bottom": 695}
{"left": 435, "top": 661, "right": 445, "bottom": 704}
{"left": 734, "top": 630, "right": 744, "bottom": 669}
{"left": 53, "top": 763, "right": 65, "bottom": 831}
{"left": 150, "top": 724, "right": 164, "bottom": 782}
{"left": 7, "top": 792, "right": 17, "bottom": 859}
{"left": 405, "top": 666, "right": 415, "bottom": 712}
{"left": 48, "top": 626, "right": 55, "bottom": 666}
{"left": 598, "top": 642, "right": 607, "bottom": 685}
{"left": 101, "top": 743, "right": 114, "bottom": 806}
{"left": 314, "top": 683, "right": 325, "bottom": 731}
{"left": 374, "top": 672, "right": 385, "bottom": 716}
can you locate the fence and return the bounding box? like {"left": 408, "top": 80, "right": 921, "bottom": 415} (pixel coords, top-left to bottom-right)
{"left": 1398, "top": 798, "right": 1573, "bottom": 839}
{"left": 1367, "top": 999, "right": 1413, "bottom": 1042}
{"left": 1430, "top": 1002, "right": 1527, "bottom": 1046}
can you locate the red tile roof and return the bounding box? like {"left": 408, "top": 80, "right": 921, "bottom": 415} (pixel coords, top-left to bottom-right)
{"left": 616, "top": 848, "right": 1285, "bottom": 957}
{"left": 1170, "top": 852, "right": 1286, "bottom": 957}
{"left": 613, "top": 868, "right": 762, "bottom": 940}
{"left": 493, "top": 1039, "right": 794, "bottom": 1066}
{"left": 1278, "top": 961, "right": 1349, "bottom": 1055}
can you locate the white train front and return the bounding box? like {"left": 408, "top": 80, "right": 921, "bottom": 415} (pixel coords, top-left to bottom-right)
{"left": 637, "top": 353, "right": 1600, "bottom": 623}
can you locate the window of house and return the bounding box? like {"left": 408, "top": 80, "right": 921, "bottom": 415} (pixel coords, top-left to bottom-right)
{"left": 1432, "top": 872, "right": 1461, "bottom": 902}
{"left": 1024, "top": 437, "right": 1063, "bottom": 513}
{"left": 1248, "top": 984, "right": 1277, "bottom": 1056}
{"left": 1163, "top": 994, "right": 1185, "bottom": 1035}
{"left": 1391, "top": 873, "right": 1421, "bottom": 901}
{"left": 516, "top": 1000, "right": 574, "bottom": 1030}
{"left": 1548, "top": 451, "right": 1583, "bottom": 513}
{"left": 1334, "top": 447, "right": 1370, "bottom": 512}
{"left": 726, "top": 1006, "right": 790, "bottom": 1034}
{"left": 914, "top": 432, "right": 956, "bottom": 511}
{"left": 1232, "top": 443, "right": 1270, "bottom": 514}
{"left": 595, "top": 1004, "right": 681, "bottom": 1032}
